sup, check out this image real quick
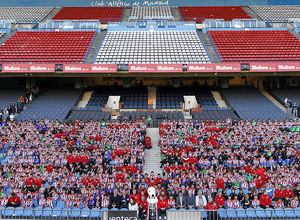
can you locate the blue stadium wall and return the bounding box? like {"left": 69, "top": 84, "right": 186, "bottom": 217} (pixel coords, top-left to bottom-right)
{"left": 0, "top": 0, "right": 298, "bottom": 8}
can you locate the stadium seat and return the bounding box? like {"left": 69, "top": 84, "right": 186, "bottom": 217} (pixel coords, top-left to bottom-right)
{"left": 246, "top": 208, "right": 256, "bottom": 218}
{"left": 285, "top": 208, "right": 296, "bottom": 218}
{"left": 13, "top": 207, "right": 23, "bottom": 217}
{"left": 3, "top": 208, "right": 15, "bottom": 217}
{"left": 80, "top": 208, "right": 90, "bottom": 217}
{"left": 41, "top": 207, "right": 52, "bottom": 217}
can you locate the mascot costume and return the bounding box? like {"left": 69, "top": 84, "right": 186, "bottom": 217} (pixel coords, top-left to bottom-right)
{"left": 147, "top": 187, "right": 158, "bottom": 220}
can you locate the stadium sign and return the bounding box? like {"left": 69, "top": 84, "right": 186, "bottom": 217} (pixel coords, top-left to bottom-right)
{"left": 108, "top": 210, "right": 138, "bottom": 220}
{"left": 90, "top": 64, "right": 117, "bottom": 73}
{"left": 215, "top": 64, "right": 240, "bottom": 72}
{"left": 2, "top": 64, "right": 29, "bottom": 72}
{"left": 276, "top": 62, "right": 300, "bottom": 72}
{"left": 187, "top": 64, "right": 215, "bottom": 72}
{"left": 28, "top": 64, "right": 55, "bottom": 72}
{"left": 156, "top": 64, "right": 183, "bottom": 72}
{"left": 63, "top": 64, "right": 90, "bottom": 73}
{"left": 250, "top": 63, "right": 277, "bottom": 72}
{"left": 128, "top": 64, "right": 156, "bottom": 72}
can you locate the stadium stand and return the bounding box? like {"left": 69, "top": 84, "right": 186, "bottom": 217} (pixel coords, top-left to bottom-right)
{"left": 0, "top": 88, "right": 26, "bottom": 110}
{"left": 0, "top": 7, "right": 54, "bottom": 23}
{"left": 0, "top": 31, "right": 96, "bottom": 63}
{"left": 208, "top": 30, "right": 300, "bottom": 62}
{"left": 67, "top": 110, "right": 111, "bottom": 122}
{"left": 52, "top": 7, "right": 124, "bottom": 23}
{"left": 271, "top": 87, "right": 300, "bottom": 106}
{"left": 179, "top": 6, "right": 252, "bottom": 22}
{"left": 156, "top": 86, "right": 182, "bottom": 109}
{"left": 15, "top": 88, "right": 82, "bottom": 121}
{"left": 192, "top": 109, "right": 239, "bottom": 121}
{"left": 95, "top": 30, "right": 211, "bottom": 64}
{"left": 221, "top": 87, "right": 291, "bottom": 121}
{"left": 129, "top": 6, "right": 174, "bottom": 20}
{"left": 250, "top": 5, "right": 300, "bottom": 22}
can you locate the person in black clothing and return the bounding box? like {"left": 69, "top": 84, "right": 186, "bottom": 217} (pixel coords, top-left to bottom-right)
{"left": 242, "top": 194, "right": 251, "bottom": 209}
{"left": 238, "top": 189, "right": 245, "bottom": 202}
{"left": 119, "top": 189, "right": 130, "bottom": 209}
{"left": 109, "top": 189, "right": 121, "bottom": 209}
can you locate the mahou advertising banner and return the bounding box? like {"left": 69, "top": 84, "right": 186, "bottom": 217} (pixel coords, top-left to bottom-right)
{"left": 63, "top": 64, "right": 90, "bottom": 73}
{"left": 2, "top": 64, "right": 29, "bottom": 73}
{"left": 215, "top": 64, "right": 240, "bottom": 72}
{"left": 187, "top": 64, "right": 215, "bottom": 72}
{"left": 276, "top": 63, "right": 300, "bottom": 72}
{"left": 28, "top": 64, "right": 55, "bottom": 72}
{"left": 156, "top": 64, "right": 183, "bottom": 72}
{"left": 128, "top": 64, "right": 156, "bottom": 72}
{"left": 90, "top": 64, "right": 117, "bottom": 73}
{"left": 250, "top": 63, "right": 277, "bottom": 72}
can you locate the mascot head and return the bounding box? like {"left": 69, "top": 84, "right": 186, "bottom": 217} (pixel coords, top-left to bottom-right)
{"left": 147, "top": 187, "right": 156, "bottom": 198}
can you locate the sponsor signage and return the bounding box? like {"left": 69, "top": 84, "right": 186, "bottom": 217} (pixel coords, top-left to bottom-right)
{"left": 28, "top": 64, "right": 55, "bottom": 72}
{"left": 277, "top": 63, "right": 300, "bottom": 72}
{"left": 215, "top": 64, "right": 241, "bottom": 72}
{"left": 108, "top": 210, "right": 138, "bottom": 220}
{"left": 63, "top": 64, "right": 90, "bottom": 73}
{"left": 187, "top": 64, "right": 215, "bottom": 72}
{"left": 2, "top": 64, "right": 29, "bottom": 73}
{"left": 90, "top": 64, "right": 117, "bottom": 73}
{"left": 250, "top": 63, "right": 277, "bottom": 72}
{"left": 128, "top": 64, "right": 155, "bottom": 72}
{"left": 156, "top": 64, "right": 183, "bottom": 72}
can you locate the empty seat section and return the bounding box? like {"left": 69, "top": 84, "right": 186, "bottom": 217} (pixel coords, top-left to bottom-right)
{"left": 208, "top": 30, "right": 300, "bottom": 63}
{"left": 52, "top": 7, "right": 124, "bottom": 23}
{"left": 15, "top": 88, "right": 82, "bottom": 121}
{"left": 129, "top": 6, "right": 173, "bottom": 20}
{"left": 156, "top": 86, "right": 182, "bottom": 109}
{"left": 250, "top": 5, "right": 300, "bottom": 22}
{"left": 67, "top": 110, "right": 111, "bottom": 122}
{"left": 0, "top": 88, "right": 26, "bottom": 110}
{"left": 0, "top": 31, "right": 96, "bottom": 63}
{"left": 95, "top": 30, "right": 210, "bottom": 64}
{"left": 271, "top": 87, "right": 300, "bottom": 106}
{"left": 179, "top": 6, "right": 252, "bottom": 22}
{"left": 193, "top": 110, "right": 239, "bottom": 121}
{"left": 0, "top": 7, "right": 54, "bottom": 23}
{"left": 221, "top": 87, "right": 291, "bottom": 121}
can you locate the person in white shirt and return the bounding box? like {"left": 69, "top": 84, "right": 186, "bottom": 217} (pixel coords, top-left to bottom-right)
{"left": 195, "top": 191, "right": 207, "bottom": 209}
{"left": 128, "top": 197, "right": 138, "bottom": 211}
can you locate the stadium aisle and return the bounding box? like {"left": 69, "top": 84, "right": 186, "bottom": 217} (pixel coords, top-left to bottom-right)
{"left": 144, "top": 128, "right": 162, "bottom": 175}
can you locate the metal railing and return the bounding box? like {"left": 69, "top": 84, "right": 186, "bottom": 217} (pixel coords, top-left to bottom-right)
{"left": 203, "top": 19, "right": 267, "bottom": 29}
{"left": 39, "top": 20, "right": 101, "bottom": 30}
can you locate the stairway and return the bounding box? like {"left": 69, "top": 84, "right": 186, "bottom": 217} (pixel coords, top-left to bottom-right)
{"left": 199, "top": 32, "right": 220, "bottom": 63}
{"left": 77, "top": 91, "right": 93, "bottom": 109}
{"left": 211, "top": 91, "right": 227, "bottom": 108}
{"left": 260, "top": 90, "right": 288, "bottom": 113}
{"left": 122, "top": 8, "right": 131, "bottom": 22}
{"left": 242, "top": 7, "right": 262, "bottom": 21}
{"left": 172, "top": 7, "right": 182, "bottom": 22}
{"left": 144, "top": 128, "right": 162, "bottom": 175}
{"left": 290, "top": 30, "right": 300, "bottom": 40}
{"left": 41, "top": 8, "right": 61, "bottom": 21}
{"left": 84, "top": 31, "right": 106, "bottom": 64}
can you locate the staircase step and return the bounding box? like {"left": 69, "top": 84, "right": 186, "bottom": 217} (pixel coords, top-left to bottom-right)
{"left": 199, "top": 31, "right": 220, "bottom": 63}
{"left": 84, "top": 31, "right": 106, "bottom": 64}
{"left": 41, "top": 8, "right": 62, "bottom": 22}
{"left": 172, "top": 7, "right": 182, "bottom": 22}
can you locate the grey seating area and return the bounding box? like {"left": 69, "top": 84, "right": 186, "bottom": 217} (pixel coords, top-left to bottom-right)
{"left": 15, "top": 88, "right": 82, "bottom": 122}
{"left": 221, "top": 87, "right": 292, "bottom": 121}
{"left": 120, "top": 110, "right": 184, "bottom": 126}
{"left": 271, "top": 87, "right": 300, "bottom": 106}
{"left": 250, "top": 5, "right": 300, "bottom": 22}
{"left": 193, "top": 110, "right": 239, "bottom": 121}
{"left": 0, "top": 88, "right": 26, "bottom": 110}
{"left": 95, "top": 30, "right": 211, "bottom": 64}
{"left": 129, "top": 7, "right": 174, "bottom": 20}
{"left": 67, "top": 110, "right": 111, "bottom": 122}
{"left": 0, "top": 7, "right": 54, "bottom": 23}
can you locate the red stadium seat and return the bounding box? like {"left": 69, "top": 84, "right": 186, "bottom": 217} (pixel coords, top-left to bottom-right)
{"left": 0, "top": 31, "right": 96, "bottom": 64}
{"left": 208, "top": 30, "right": 300, "bottom": 62}
{"left": 52, "top": 7, "right": 124, "bottom": 23}
{"left": 179, "top": 6, "right": 252, "bottom": 22}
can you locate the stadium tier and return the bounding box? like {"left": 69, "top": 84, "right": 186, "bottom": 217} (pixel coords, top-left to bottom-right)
{"left": 67, "top": 110, "right": 111, "bottom": 122}
{"left": 271, "top": 87, "right": 300, "bottom": 107}
{"left": 52, "top": 7, "right": 124, "bottom": 23}
{"left": 208, "top": 30, "right": 300, "bottom": 63}
{"left": 129, "top": 6, "right": 173, "bottom": 20}
{"left": 95, "top": 30, "right": 210, "bottom": 64}
{"left": 0, "top": 31, "right": 95, "bottom": 63}
{"left": 221, "top": 87, "right": 292, "bottom": 121}
{"left": 0, "top": 7, "right": 54, "bottom": 23}
{"left": 179, "top": 6, "right": 252, "bottom": 22}
{"left": 250, "top": 5, "right": 300, "bottom": 22}
{"left": 192, "top": 109, "right": 239, "bottom": 121}
{"left": 15, "top": 88, "right": 82, "bottom": 121}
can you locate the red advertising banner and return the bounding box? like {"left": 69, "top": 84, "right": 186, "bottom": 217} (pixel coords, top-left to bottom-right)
{"left": 276, "top": 63, "right": 300, "bottom": 72}
{"left": 250, "top": 63, "right": 277, "bottom": 72}
{"left": 90, "top": 64, "right": 117, "bottom": 73}
{"left": 187, "top": 64, "right": 215, "bottom": 72}
{"left": 63, "top": 64, "right": 90, "bottom": 73}
{"left": 215, "top": 64, "right": 241, "bottom": 72}
{"left": 128, "top": 64, "right": 156, "bottom": 73}
{"left": 28, "top": 64, "right": 55, "bottom": 72}
{"left": 155, "top": 64, "right": 183, "bottom": 72}
{"left": 2, "top": 64, "right": 29, "bottom": 73}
